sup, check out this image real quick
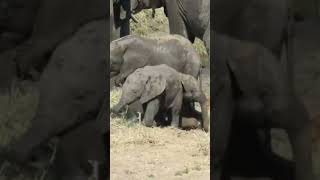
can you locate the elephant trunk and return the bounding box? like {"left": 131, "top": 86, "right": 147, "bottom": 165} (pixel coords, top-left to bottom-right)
{"left": 199, "top": 93, "right": 209, "bottom": 132}
{"left": 130, "top": 13, "right": 139, "bottom": 23}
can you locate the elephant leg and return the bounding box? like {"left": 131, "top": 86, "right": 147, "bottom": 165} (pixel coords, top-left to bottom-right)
{"left": 120, "top": 18, "right": 130, "bottom": 37}
{"left": 212, "top": 83, "right": 234, "bottom": 179}
{"left": 203, "top": 25, "right": 210, "bottom": 55}
{"left": 288, "top": 125, "right": 314, "bottom": 180}
{"left": 50, "top": 120, "right": 105, "bottom": 180}
{"left": 119, "top": 0, "right": 130, "bottom": 37}
{"left": 165, "top": 0, "right": 188, "bottom": 38}
{"left": 143, "top": 98, "right": 160, "bottom": 127}
{"left": 256, "top": 129, "right": 294, "bottom": 180}
{"left": 290, "top": 100, "right": 314, "bottom": 180}
{"left": 266, "top": 96, "right": 314, "bottom": 180}
{"left": 170, "top": 91, "right": 183, "bottom": 128}
{"left": 171, "top": 110, "right": 180, "bottom": 128}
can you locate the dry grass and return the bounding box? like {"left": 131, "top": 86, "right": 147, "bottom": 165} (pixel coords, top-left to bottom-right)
{"left": 0, "top": 83, "right": 44, "bottom": 180}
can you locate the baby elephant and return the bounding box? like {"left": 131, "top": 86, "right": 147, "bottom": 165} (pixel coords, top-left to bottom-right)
{"left": 111, "top": 65, "right": 209, "bottom": 132}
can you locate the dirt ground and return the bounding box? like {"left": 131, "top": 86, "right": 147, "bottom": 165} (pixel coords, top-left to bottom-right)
{"left": 110, "top": 118, "right": 210, "bottom": 180}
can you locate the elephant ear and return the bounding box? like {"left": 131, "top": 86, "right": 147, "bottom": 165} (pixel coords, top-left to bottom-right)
{"left": 139, "top": 75, "right": 166, "bottom": 104}
{"left": 180, "top": 74, "right": 198, "bottom": 93}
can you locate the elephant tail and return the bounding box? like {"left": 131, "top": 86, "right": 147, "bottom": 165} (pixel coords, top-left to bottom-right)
{"left": 199, "top": 65, "right": 204, "bottom": 92}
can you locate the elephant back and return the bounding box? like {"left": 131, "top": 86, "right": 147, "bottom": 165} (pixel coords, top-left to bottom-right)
{"left": 148, "top": 34, "right": 202, "bottom": 78}
{"left": 125, "top": 65, "right": 179, "bottom": 104}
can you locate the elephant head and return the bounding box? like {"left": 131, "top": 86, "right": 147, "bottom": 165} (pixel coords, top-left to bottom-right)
{"left": 109, "top": 38, "right": 125, "bottom": 77}
{"left": 180, "top": 74, "right": 209, "bottom": 132}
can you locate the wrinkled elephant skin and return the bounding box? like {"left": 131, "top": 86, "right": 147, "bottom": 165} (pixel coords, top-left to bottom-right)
{"left": 0, "top": 0, "right": 107, "bottom": 90}
{"left": 112, "top": 65, "right": 209, "bottom": 132}
{"left": 130, "top": 0, "right": 210, "bottom": 52}
{"left": 212, "top": 33, "right": 314, "bottom": 180}
{"left": 110, "top": 34, "right": 201, "bottom": 84}
{"left": 1, "top": 20, "right": 108, "bottom": 179}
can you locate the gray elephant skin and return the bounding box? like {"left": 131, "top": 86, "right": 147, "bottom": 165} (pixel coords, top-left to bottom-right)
{"left": 130, "top": 0, "right": 210, "bottom": 51}
{"left": 112, "top": 64, "right": 209, "bottom": 132}
{"left": 0, "top": 19, "right": 108, "bottom": 180}
{"left": 110, "top": 34, "right": 202, "bottom": 86}
{"left": 212, "top": 0, "right": 289, "bottom": 58}
{"left": 0, "top": 0, "right": 107, "bottom": 90}
{"left": 212, "top": 33, "right": 314, "bottom": 180}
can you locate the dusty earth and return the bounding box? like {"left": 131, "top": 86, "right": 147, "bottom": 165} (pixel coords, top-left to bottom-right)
{"left": 110, "top": 62, "right": 211, "bottom": 180}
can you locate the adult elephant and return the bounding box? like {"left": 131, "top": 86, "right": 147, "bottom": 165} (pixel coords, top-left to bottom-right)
{"left": 212, "top": 32, "right": 314, "bottom": 180}
{"left": 130, "top": 0, "right": 210, "bottom": 51}
{"left": 212, "top": 1, "right": 294, "bottom": 178}
{"left": 0, "top": 0, "right": 107, "bottom": 91}
{"left": 212, "top": 0, "right": 289, "bottom": 59}
{"left": 0, "top": 19, "right": 108, "bottom": 180}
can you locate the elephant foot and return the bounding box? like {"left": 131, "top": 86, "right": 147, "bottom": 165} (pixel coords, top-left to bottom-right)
{"left": 143, "top": 119, "right": 154, "bottom": 127}
{"left": 181, "top": 117, "right": 200, "bottom": 130}
{"left": 170, "top": 120, "right": 179, "bottom": 128}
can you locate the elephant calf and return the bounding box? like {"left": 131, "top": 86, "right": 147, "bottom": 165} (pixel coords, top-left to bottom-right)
{"left": 110, "top": 34, "right": 202, "bottom": 86}
{"left": 212, "top": 33, "right": 314, "bottom": 180}
{"left": 111, "top": 64, "right": 209, "bottom": 132}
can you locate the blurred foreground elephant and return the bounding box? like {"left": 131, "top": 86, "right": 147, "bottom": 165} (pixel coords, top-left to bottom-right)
{"left": 0, "top": 0, "right": 107, "bottom": 91}
{"left": 111, "top": 65, "right": 209, "bottom": 132}
{"left": 212, "top": 33, "right": 314, "bottom": 180}
{"left": 0, "top": 19, "right": 108, "bottom": 180}
{"left": 212, "top": 0, "right": 289, "bottom": 59}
